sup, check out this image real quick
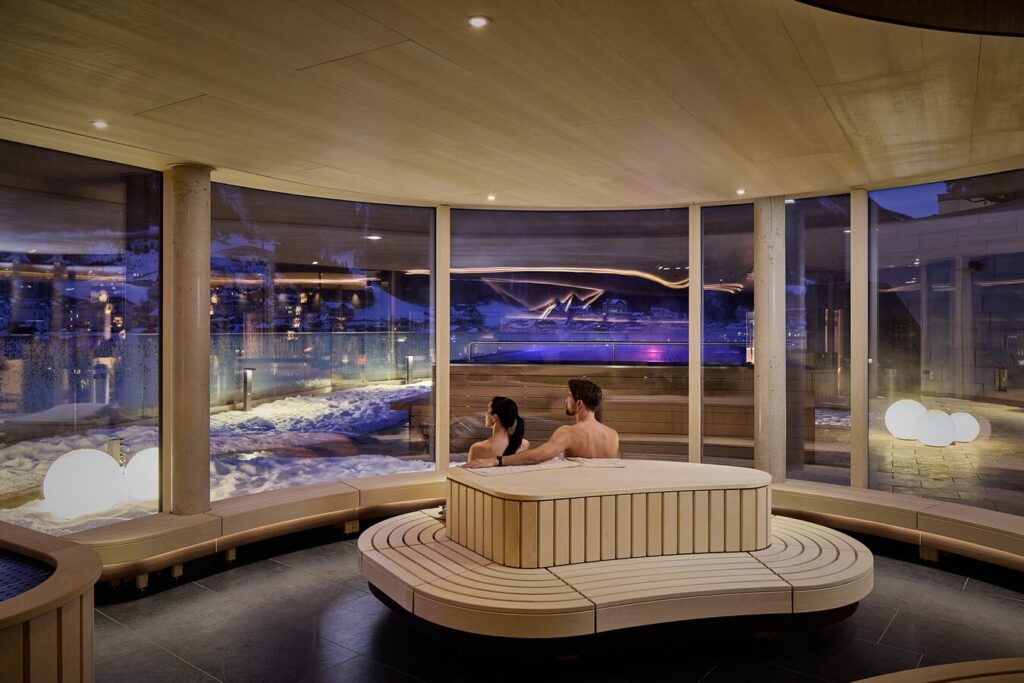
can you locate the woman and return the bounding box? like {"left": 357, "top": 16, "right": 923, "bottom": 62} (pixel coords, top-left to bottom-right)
{"left": 468, "top": 396, "right": 529, "bottom": 462}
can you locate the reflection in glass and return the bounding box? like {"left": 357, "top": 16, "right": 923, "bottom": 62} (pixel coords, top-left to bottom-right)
{"left": 450, "top": 209, "right": 689, "bottom": 460}
{"left": 869, "top": 170, "right": 1024, "bottom": 515}
{"left": 209, "top": 185, "right": 435, "bottom": 498}
{"left": 0, "top": 141, "right": 160, "bottom": 534}
{"left": 785, "top": 196, "right": 851, "bottom": 484}
{"left": 702, "top": 204, "right": 755, "bottom": 466}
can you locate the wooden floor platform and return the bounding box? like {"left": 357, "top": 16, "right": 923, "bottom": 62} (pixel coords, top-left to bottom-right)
{"left": 359, "top": 510, "right": 874, "bottom": 638}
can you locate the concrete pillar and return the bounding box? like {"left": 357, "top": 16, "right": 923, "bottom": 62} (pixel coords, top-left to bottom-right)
{"left": 688, "top": 206, "right": 702, "bottom": 463}
{"left": 850, "top": 190, "right": 869, "bottom": 488}
{"left": 754, "top": 196, "right": 787, "bottom": 483}
{"left": 162, "top": 164, "right": 212, "bottom": 515}
{"left": 434, "top": 205, "right": 451, "bottom": 471}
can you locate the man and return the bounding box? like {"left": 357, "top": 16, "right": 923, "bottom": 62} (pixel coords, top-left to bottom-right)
{"left": 464, "top": 378, "right": 619, "bottom": 468}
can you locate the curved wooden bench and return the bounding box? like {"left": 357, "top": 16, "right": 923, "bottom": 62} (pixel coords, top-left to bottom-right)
{"left": 68, "top": 470, "right": 445, "bottom": 584}
{"left": 0, "top": 521, "right": 102, "bottom": 681}
{"left": 773, "top": 480, "right": 1024, "bottom": 572}
{"left": 854, "top": 657, "right": 1024, "bottom": 682}
{"left": 359, "top": 511, "right": 873, "bottom": 638}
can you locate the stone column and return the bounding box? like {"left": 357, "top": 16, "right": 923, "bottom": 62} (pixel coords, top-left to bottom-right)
{"left": 754, "top": 196, "right": 787, "bottom": 483}
{"left": 162, "top": 164, "right": 212, "bottom": 515}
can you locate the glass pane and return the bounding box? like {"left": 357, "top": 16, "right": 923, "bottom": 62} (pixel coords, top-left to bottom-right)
{"left": 786, "top": 196, "right": 851, "bottom": 484}
{"left": 450, "top": 208, "right": 689, "bottom": 461}
{"left": 0, "top": 141, "right": 161, "bottom": 534}
{"left": 869, "top": 171, "right": 1024, "bottom": 515}
{"left": 702, "top": 204, "right": 754, "bottom": 466}
{"left": 210, "top": 185, "right": 434, "bottom": 499}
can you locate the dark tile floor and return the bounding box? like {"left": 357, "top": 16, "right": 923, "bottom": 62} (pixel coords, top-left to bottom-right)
{"left": 94, "top": 526, "right": 1024, "bottom": 683}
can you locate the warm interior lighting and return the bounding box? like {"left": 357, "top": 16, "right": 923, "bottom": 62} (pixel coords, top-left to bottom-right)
{"left": 487, "top": 194, "right": 496, "bottom": 201}
{"left": 92, "top": 120, "right": 109, "bottom": 129}
{"left": 736, "top": 188, "right": 746, "bottom": 195}
{"left": 312, "top": 261, "right": 319, "bottom": 265}
{"left": 467, "top": 15, "right": 490, "bottom": 28}
{"left": 365, "top": 235, "right": 382, "bottom": 240}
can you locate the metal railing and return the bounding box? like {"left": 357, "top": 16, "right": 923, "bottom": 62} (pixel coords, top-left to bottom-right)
{"left": 462, "top": 340, "right": 749, "bottom": 364}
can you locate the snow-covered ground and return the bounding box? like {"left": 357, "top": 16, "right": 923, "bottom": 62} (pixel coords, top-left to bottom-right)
{"left": 0, "top": 382, "right": 434, "bottom": 535}
{"left": 815, "top": 408, "right": 851, "bottom": 428}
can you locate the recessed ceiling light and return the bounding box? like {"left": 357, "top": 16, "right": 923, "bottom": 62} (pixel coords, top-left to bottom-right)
{"left": 736, "top": 188, "right": 746, "bottom": 196}
{"left": 467, "top": 15, "right": 490, "bottom": 28}
{"left": 365, "top": 235, "right": 382, "bottom": 240}
{"left": 92, "top": 120, "right": 109, "bottom": 129}
{"left": 843, "top": 229, "right": 851, "bottom": 234}
{"left": 784, "top": 199, "right": 795, "bottom": 204}
{"left": 486, "top": 194, "right": 496, "bottom": 201}
{"left": 312, "top": 261, "right": 319, "bottom": 265}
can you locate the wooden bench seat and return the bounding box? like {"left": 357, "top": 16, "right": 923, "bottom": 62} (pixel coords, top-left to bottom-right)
{"left": 855, "top": 657, "right": 1024, "bottom": 682}
{"left": 359, "top": 511, "right": 873, "bottom": 638}
{"left": 69, "top": 470, "right": 446, "bottom": 581}
{"left": 773, "top": 480, "right": 1024, "bottom": 572}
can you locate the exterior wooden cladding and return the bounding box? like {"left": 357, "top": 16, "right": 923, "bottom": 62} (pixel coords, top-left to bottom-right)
{"left": 446, "top": 477, "right": 770, "bottom": 569}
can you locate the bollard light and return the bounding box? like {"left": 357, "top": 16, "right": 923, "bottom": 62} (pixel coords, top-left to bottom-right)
{"left": 42, "top": 448, "right": 123, "bottom": 519}
{"left": 915, "top": 410, "right": 956, "bottom": 448}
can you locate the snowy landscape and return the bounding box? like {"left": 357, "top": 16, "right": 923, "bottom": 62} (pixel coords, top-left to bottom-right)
{"left": 0, "top": 381, "right": 434, "bottom": 535}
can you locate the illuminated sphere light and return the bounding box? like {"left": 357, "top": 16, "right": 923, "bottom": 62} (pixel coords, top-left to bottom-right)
{"left": 42, "top": 448, "right": 123, "bottom": 519}
{"left": 951, "top": 412, "right": 980, "bottom": 443}
{"left": 915, "top": 410, "right": 956, "bottom": 448}
{"left": 883, "top": 399, "right": 926, "bottom": 440}
{"left": 124, "top": 447, "right": 160, "bottom": 501}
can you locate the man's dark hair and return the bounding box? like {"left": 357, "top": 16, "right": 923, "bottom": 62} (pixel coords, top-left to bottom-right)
{"left": 568, "top": 378, "right": 602, "bottom": 411}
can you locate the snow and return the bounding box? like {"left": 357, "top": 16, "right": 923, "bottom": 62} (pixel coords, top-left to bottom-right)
{"left": 816, "top": 409, "right": 851, "bottom": 428}
{"left": 0, "top": 381, "right": 434, "bottom": 535}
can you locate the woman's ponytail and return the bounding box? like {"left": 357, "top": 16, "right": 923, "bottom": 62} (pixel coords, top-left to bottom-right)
{"left": 491, "top": 396, "right": 526, "bottom": 456}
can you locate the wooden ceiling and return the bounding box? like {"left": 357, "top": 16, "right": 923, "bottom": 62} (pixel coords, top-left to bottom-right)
{"left": 1, "top": 0, "right": 1023, "bottom": 209}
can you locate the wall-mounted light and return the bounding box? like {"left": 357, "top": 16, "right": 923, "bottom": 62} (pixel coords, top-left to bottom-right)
{"left": 467, "top": 15, "right": 491, "bottom": 28}
{"left": 365, "top": 235, "right": 382, "bottom": 241}
{"left": 736, "top": 188, "right": 746, "bottom": 196}
{"left": 487, "top": 194, "right": 496, "bottom": 201}
{"left": 92, "top": 120, "right": 109, "bottom": 129}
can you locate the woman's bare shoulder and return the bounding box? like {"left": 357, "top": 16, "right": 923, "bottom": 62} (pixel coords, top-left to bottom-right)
{"left": 517, "top": 439, "right": 530, "bottom": 452}
{"left": 468, "top": 439, "right": 494, "bottom": 461}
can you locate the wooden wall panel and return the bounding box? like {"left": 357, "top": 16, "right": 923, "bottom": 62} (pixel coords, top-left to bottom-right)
{"left": 647, "top": 493, "right": 663, "bottom": 556}
{"left": 679, "top": 491, "right": 694, "bottom": 553}
{"left": 538, "top": 500, "right": 554, "bottom": 567}
{"left": 521, "top": 501, "right": 539, "bottom": 569}
{"left": 694, "top": 491, "right": 710, "bottom": 553}
{"left": 663, "top": 491, "right": 678, "bottom": 555}
{"left": 504, "top": 500, "right": 521, "bottom": 567}
{"left": 600, "top": 495, "right": 616, "bottom": 560}
{"left": 570, "top": 498, "right": 586, "bottom": 564}
{"left": 616, "top": 495, "right": 631, "bottom": 559}
{"left": 725, "top": 489, "right": 741, "bottom": 552}
{"left": 709, "top": 490, "right": 725, "bottom": 553}
{"left": 585, "top": 497, "right": 601, "bottom": 562}
{"left": 555, "top": 499, "right": 570, "bottom": 566}
{"left": 631, "top": 494, "right": 647, "bottom": 557}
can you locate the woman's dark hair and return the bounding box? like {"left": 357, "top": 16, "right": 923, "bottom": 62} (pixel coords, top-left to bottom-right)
{"left": 490, "top": 396, "right": 525, "bottom": 456}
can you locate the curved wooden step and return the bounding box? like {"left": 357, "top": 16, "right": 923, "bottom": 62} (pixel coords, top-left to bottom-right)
{"left": 359, "top": 511, "right": 873, "bottom": 638}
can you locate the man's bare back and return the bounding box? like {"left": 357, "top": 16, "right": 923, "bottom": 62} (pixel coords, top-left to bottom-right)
{"left": 550, "top": 419, "right": 619, "bottom": 459}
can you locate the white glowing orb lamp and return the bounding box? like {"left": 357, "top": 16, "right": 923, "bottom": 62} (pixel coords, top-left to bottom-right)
{"left": 951, "top": 412, "right": 980, "bottom": 443}
{"left": 42, "top": 448, "right": 123, "bottom": 519}
{"left": 884, "top": 399, "right": 926, "bottom": 440}
{"left": 915, "top": 410, "right": 956, "bottom": 448}
{"left": 124, "top": 447, "right": 160, "bottom": 501}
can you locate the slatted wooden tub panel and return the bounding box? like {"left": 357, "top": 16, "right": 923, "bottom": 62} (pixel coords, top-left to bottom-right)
{"left": 447, "top": 480, "right": 771, "bottom": 568}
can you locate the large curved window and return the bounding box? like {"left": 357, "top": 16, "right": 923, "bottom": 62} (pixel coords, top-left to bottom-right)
{"left": 209, "top": 185, "right": 434, "bottom": 498}
{"left": 869, "top": 170, "right": 1024, "bottom": 515}
{"left": 786, "top": 196, "right": 851, "bottom": 484}
{"left": 450, "top": 208, "right": 689, "bottom": 461}
{"left": 0, "top": 141, "right": 161, "bottom": 534}
{"left": 702, "top": 204, "right": 754, "bottom": 466}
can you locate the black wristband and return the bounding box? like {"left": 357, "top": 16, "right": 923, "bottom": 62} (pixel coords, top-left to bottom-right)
{"left": 497, "top": 455, "right": 504, "bottom": 467}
